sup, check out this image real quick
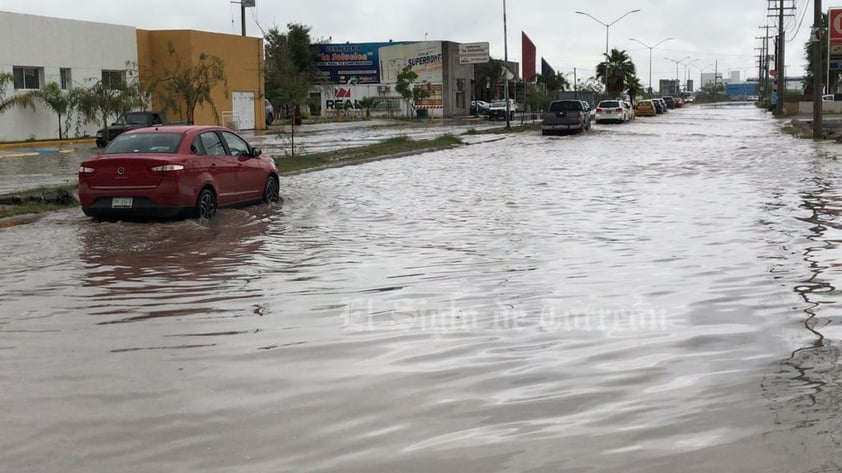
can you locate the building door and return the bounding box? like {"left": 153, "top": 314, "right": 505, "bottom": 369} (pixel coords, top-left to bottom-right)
{"left": 232, "top": 91, "right": 255, "bottom": 130}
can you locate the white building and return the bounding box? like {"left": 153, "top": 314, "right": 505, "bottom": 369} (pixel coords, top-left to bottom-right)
{"left": 700, "top": 72, "right": 724, "bottom": 88}
{"left": 0, "top": 11, "right": 138, "bottom": 142}
{"left": 729, "top": 70, "right": 741, "bottom": 83}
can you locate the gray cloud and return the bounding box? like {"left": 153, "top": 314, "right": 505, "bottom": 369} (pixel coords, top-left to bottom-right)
{"left": 0, "top": 0, "right": 810, "bottom": 84}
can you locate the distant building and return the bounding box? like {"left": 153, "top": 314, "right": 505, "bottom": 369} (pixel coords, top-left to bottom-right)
{"left": 686, "top": 80, "right": 694, "bottom": 93}
{"left": 725, "top": 82, "right": 758, "bottom": 99}
{"left": 313, "top": 41, "right": 512, "bottom": 118}
{"left": 700, "top": 72, "right": 723, "bottom": 88}
{"left": 0, "top": 10, "right": 266, "bottom": 142}
{"left": 730, "top": 70, "right": 741, "bottom": 83}
{"left": 137, "top": 29, "right": 264, "bottom": 130}
{"left": 659, "top": 79, "right": 679, "bottom": 96}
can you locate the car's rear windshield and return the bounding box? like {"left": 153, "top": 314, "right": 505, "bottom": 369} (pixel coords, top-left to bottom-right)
{"left": 103, "top": 133, "right": 184, "bottom": 154}
{"left": 491, "top": 101, "right": 507, "bottom": 107}
{"left": 548, "top": 101, "right": 582, "bottom": 112}
{"left": 599, "top": 101, "right": 621, "bottom": 108}
{"left": 123, "top": 112, "right": 154, "bottom": 125}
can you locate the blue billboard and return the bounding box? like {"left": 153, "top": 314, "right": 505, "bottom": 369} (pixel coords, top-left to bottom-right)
{"left": 316, "top": 42, "right": 407, "bottom": 85}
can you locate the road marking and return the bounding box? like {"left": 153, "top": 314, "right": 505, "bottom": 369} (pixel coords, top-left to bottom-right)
{"left": 1, "top": 153, "right": 39, "bottom": 158}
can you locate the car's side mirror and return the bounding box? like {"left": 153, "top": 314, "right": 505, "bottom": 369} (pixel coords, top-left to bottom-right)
{"left": 251, "top": 147, "right": 262, "bottom": 158}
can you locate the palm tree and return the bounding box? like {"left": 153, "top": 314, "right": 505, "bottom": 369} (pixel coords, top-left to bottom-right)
{"left": 26, "top": 82, "right": 74, "bottom": 139}
{"left": 536, "top": 71, "right": 570, "bottom": 95}
{"left": 627, "top": 76, "right": 644, "bottom": 103}
{"left": 358, "top": 96, "right": 380, "bottom": 119}
{"left": 596, "top": 49, "right": 637, "bottom": 96}
{"left": 76, "top": 80, "right": 140, "bottom": 142}
{"left": 475, "top": 59, "right": 505, "bottom": 100}
{"left": 0, "top": 73, "right": 35, "bottom": 114}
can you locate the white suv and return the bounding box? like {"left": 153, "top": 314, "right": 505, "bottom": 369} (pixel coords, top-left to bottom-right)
{"left": 594, "top": 100, "right": 629, "bottom": 124}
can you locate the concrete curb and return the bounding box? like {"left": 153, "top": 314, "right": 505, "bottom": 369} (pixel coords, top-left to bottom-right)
{"left": 0, "top": 138, "right": 96, "bottom": 151}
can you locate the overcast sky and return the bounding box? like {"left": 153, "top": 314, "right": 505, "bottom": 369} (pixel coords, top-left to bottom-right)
{"left": 1, "top": 0, "right": 821, "bottom": 87}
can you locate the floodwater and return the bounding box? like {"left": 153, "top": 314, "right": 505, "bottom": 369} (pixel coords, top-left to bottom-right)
{"left": 2, "top": 105, "right": 842, "bottom": 472}
{"left": 0, "top": 118, "right": 503, "bottom": 195}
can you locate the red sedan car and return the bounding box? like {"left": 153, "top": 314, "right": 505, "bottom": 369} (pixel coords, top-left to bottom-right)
{"left": 79, "top": 125, "right": 279, "bottom": 220}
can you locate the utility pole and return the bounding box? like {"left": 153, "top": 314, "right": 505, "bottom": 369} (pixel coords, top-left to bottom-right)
{"left": 503, "top": 0, "right": 511, "bottom": 130}
{"left": 241, "top": 2, "right": 246, "bottom": 36}
{"left": 759, "top": 25, "right": 771, "bottom": 102}
{"left": 776, "top": 0, "right": 785, "bottom": 114}
{"left": 813, "top": 0, "right": 823, "bottom": 139}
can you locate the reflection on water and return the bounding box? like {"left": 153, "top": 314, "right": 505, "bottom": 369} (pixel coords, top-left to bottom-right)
{"left": 761, "top": 175, "right": 842, "bottom": 471}
{"left": 4, "top": 106, "right": 842, "bottom": 472}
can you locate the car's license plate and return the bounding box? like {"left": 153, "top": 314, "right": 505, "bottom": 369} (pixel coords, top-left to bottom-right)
{"left": 112, "top": 197, "right": 133, "bottom": 208}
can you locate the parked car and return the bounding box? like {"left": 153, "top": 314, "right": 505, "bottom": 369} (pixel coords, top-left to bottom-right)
{"left": 594, "top": 100, "right": 628, "bottom": 124}
{"left": 580, "top": 100, "right": 592, "bottom": 116}
{"left": 79, "top": 126, "right": 279, "bottom": 220}
{"left": 653, "top": 98, "right": 668, "bottom": 113}
{"left": 487, "top": 100, "right": 517, "bottom": 120}
{"left": 663, "top": 96, "right": 676, "bottom": 109}
{"left": 542, "top": 99, "right": 591, "bottom": 135}
{"left": 471, "top": 100, "right": 491, "bottom": 115}
{"left": 265, "top": 99, "right": 274, "bottom": 126}
{"left": 635, "top": 99, "right": 657, "bottom": 117}
{"left": 96, "top": 111, "right": 169, "bottom": 148}
{"left": 623, "top": 101, "right": 632, "bottom": 119}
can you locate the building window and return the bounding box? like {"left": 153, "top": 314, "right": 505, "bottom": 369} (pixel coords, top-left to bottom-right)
{"left": 60, "top": 68, "right": 72, "bottom": 90}
{"left": 13, "top": 66, "right": 42, "bottom": 89}
{"left": 101, "top": 70, "right": 126, "bottom": 90}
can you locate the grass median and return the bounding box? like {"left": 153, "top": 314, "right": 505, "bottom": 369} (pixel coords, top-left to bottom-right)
{"left": 0, "top": 184, "right": 78, "bottom": 220}
{"left": 273, "top": 134, "right": 463, "bottom": 173}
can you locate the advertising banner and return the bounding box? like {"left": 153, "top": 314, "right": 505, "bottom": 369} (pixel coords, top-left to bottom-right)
{"left": 459, "top": 42, "right": 490, "bottom": 65}
{"left": 829, "top": 8, "right": 842, "bottom": 70}
{"left": 379, "top": 41, "right": 444, "bottom": 84}
{"left": 316, "top": 43, "right": 401, "bottom": 84}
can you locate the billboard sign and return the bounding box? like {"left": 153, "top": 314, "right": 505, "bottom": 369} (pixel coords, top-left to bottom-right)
{"left": 829, "top": 8, "right": 842, "bottom": 70}
{"left": 459, "top": 42, "right": 490, "bottom": 65}
{"left": 379, "top": 41, "right": 444, "bottom": 84}
{"left": 316, "top": 42, "right": 404, "bottom": 84}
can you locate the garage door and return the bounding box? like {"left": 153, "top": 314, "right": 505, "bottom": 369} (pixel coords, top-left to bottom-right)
{"left": 232, "top": 91, "right": 255, "bottom": 130}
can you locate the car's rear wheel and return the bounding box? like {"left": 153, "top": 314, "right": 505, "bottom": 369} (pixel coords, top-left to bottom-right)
{"left": 263, "top": 175, "right": 279, "bottom": 203}
{"left": 195, "top": 188, "right": 217, "bottom": 220}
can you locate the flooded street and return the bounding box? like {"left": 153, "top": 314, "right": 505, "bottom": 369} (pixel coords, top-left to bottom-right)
{"left": 4, "top": 105, "right": 842, "bottom": 471}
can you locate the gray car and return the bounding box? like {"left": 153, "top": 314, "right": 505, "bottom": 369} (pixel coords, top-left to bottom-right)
{"left": 542, "top": 100, "right": 591, "bottom": 135}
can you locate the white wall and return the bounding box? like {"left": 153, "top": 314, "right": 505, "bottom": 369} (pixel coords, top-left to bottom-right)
{"left": 798, "top": 101, "right": 842, "bottom": 114}
{"left": 0, "top": 11, "right": 138, "bottom": 142}
{"left": 317, "top": 83, "right": 444, "bottom": 119}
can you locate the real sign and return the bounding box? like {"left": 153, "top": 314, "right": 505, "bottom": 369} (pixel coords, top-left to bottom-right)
{"left": 830, "top": 8, "right": 842, "bottom": 70}
{"left": 459, "top": 42, "right": 490, "bottom": 65}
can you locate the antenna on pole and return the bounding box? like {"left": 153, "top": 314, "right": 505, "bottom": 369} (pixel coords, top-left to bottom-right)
{"left": 231, "top": 0, "right": 256, "bottom": 36}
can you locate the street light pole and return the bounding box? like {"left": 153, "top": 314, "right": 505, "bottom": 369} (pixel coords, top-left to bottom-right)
{"left": 683, "top": 59, "right": 699, "bottom": 93}
{"left": 665, "top": 56, "right": 690, "bottom": 95}
{"left": 629, "top": 37, "right": 673, "bottom": 96}
{"left": 576, "top": 9, "right": 641, "bottom": 57}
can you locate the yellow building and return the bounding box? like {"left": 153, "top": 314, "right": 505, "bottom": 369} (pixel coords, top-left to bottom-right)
{"left": 136, "top": 29, "right": 265, "bottom": 130}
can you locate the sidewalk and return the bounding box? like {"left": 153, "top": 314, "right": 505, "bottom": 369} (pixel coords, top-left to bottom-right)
{"left": 0, "top": 139, "right": 95, "bottom": 159}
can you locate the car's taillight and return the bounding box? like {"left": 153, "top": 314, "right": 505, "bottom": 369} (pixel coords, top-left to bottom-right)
{"left": 151, "top": 164, "right": 185, "bottom": 172}
{"left": 78, "top": 166, "right": 95, "bottom": 174}
{"left": 615, "top": 108, "right": 623, "bottom": 112}
{"left": 596, "top": 108, "right": 603, "bottom": 112}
